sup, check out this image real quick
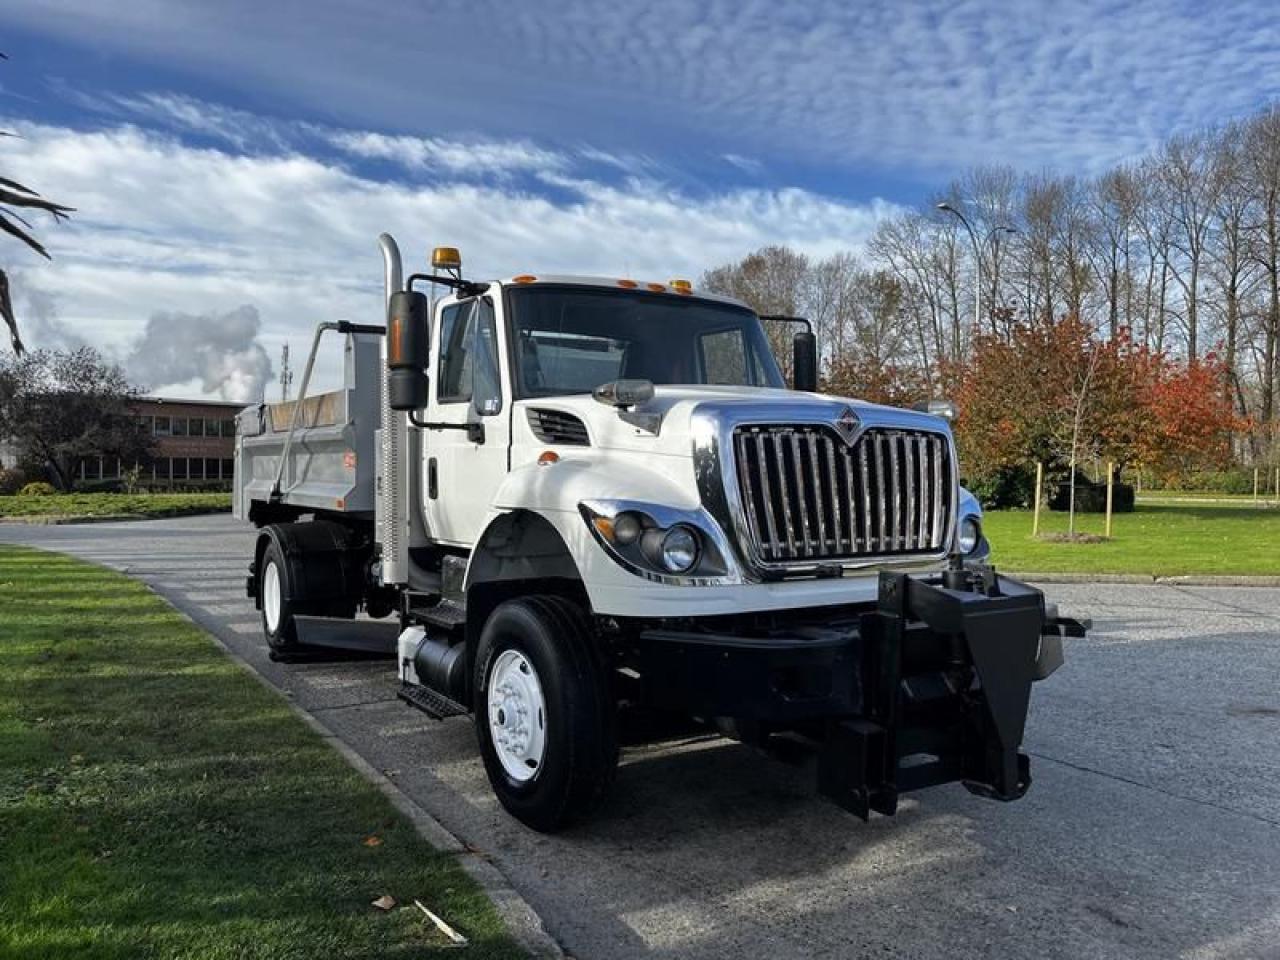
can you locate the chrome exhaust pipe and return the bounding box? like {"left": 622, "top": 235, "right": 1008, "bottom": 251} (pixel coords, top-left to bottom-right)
{"left": 377, "top": 234, "right": 408, "bottom": 585}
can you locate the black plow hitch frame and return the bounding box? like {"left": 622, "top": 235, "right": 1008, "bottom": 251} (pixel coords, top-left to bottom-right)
{"left": 818, "top": 565, "right": 1085, "bottom": 820}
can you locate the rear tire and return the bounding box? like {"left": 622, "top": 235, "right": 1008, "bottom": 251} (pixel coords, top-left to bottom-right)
{"left": 259, "top": 539, "right": 299, "bottom": 652}
{"left": 474, "top": 596, "right": 618, "bottom": 832}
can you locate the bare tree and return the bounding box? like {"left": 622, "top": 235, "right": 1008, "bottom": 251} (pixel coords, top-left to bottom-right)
{"left": 1160, "top": 132, "right": 1225, "bottom": 359}
{"left": 0, "top": 347, "right": 153, "bottom": 489}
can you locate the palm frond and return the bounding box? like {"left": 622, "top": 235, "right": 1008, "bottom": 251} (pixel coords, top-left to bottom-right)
{"left": 0, "top": 188, "right": 73, "bottom": 220}
{"left": 0, "top": 208, "right": 51, "bottom": 258}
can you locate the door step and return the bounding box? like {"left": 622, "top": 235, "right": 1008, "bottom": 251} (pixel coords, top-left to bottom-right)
{"left": 397, "top": 682, "right": 468, "bottom": 720}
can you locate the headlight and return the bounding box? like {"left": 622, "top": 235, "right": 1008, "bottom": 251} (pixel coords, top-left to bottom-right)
{"left": 657, "top": 525, "right": 699, "bottom": 574}
{"left": 957, "top": 516, "right": 981, "bottom": 555}
{"left": 579, "top": 501, "right": 730, "bottom": 583}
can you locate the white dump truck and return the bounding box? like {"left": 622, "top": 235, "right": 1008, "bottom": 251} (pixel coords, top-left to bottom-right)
{"left": 234, "top": 236, "right": 1082, "bottom": 831}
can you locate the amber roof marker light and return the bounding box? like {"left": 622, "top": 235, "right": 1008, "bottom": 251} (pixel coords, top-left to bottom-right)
{"left": 431, "top": 246, "right": 462, "bottom": 271}
{"left": 669, "top": 279, "right": 693, "bottom": 294}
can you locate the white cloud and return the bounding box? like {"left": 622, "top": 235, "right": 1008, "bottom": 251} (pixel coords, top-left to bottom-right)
{"left": 2, "top": 117, "right": 899, "bottom": 399}
{"left": 6, "top": 0, "right": 1279, "bottom": 177}
{"left": 323, "top": 130, "right": 565, "bottom": 177}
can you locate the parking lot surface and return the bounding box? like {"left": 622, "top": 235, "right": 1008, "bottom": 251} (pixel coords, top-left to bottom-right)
{"left": 4, "top": 514, "right": 1278, "bottom": 959}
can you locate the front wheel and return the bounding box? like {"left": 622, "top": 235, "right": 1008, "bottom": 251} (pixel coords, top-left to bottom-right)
{"left": 474, "top": 596, "right": 618, "bottom": 832}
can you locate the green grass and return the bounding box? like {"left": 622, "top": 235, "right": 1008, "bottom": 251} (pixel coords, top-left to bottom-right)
{"left": 0, "top": 546, "right": 524, "bottom": 960}
{"left": 984, "top": 500, "right": 1280, "bottom": 576}
{"left": 1135, "top": 489, "right": 1274, "bottom": 501}
{"left": 0, "top": 492, "right": 231, "bottom": 520}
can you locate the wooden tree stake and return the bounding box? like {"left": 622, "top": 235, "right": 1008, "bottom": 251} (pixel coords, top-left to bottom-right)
{"left": 1105, "top": 461, "right": 1114, "bottom": 539}
{"left": 1032, "top": 461, "right": 1043, "bottom": 538}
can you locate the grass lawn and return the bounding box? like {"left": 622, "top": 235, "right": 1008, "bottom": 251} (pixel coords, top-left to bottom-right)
{"left": 0, "top": 492, "right": 231, "bottom": 521}
{"left": 1136, "top": 489, "right": 1267, "bottom": 501}
{"left": 0, "top": 545, "right": 524, "bottom": 960}
{"left": 984, "top": 500, "right": 1280, "bottom": 576}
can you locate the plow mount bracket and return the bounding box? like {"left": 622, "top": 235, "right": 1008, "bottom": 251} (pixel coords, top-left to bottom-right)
{"left": 819, "top": 569, "right": 1046, "bottom": 819}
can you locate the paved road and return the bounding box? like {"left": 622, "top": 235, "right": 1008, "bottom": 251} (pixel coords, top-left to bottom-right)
{"left": 4, "top": 514, "right": 1279, "bottom": 959}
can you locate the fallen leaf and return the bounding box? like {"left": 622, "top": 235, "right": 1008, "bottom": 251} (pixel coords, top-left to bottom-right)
{"left": 371, "top": 895, "right": 396, "bottom": 911}
{"left": 363, "top": 835, "right": 383, "bottom": 847}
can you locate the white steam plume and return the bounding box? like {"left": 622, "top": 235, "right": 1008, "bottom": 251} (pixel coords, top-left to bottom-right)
{"left": 127, "top": 304, "right": 273, "bottom": 403}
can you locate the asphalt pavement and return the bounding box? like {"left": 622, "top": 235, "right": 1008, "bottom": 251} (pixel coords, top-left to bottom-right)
{"left": 3, "top": 514, "right": 1278, "bottom": 960}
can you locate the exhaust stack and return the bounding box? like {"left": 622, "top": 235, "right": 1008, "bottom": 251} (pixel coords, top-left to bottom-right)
{"left": 377, "top": 233, "right": 408, "bottom": 585}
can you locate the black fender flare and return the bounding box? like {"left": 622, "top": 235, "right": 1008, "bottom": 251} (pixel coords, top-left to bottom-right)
{"left": 252, "top": 519, "right": 365, "bottom": 614}
{"left": 463, "top": 510, "right": 589, "bottom": 707}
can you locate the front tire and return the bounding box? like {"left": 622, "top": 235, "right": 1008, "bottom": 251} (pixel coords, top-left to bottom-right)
{"left": 474, "top": 596, "right": 618, "bottom": 832}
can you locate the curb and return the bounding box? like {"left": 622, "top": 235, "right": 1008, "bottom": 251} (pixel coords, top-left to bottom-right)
{"left": 142, "top": 576, "right": 565, "bottom": 959}
{"left": 0, "top": 509, "right": 229, "bottom": 526}
{"left": 1011, "top": 571, "right": 1280, "bottom": 587}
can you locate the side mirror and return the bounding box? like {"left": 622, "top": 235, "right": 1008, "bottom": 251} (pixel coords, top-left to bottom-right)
{"left": 914, "top": 399, "right": 957, "bottom": 421}
{"left": 593, "top": 379, "right": 654, "bottom": 409}
{"left": 792, "top": 331, "right": 818, "bottom": 392}
{"left": 387, "top": 290, "right": 429, "bottom": 411}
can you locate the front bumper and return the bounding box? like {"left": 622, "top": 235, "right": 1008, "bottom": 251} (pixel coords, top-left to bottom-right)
{"left": 626, "top": 568, "right": 1084, "bottom": 818}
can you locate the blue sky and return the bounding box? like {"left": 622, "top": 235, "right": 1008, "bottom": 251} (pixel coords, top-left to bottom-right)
{"left": 2, "top": 0, "right": 1278, "bottom": 398}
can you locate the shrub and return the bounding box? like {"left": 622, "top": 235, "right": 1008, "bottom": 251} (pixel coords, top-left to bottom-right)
{"left": 1049, "top": 478, "right": 1135, "bottom": 513}
{"left": 0, "top": 467, "right": 28, "bottom": 495}
{"left": 18, "top": 481, "right": 57, "bottom": 496}
{"left": 1144, "top": 468, "right": 1257, "bottom": 494}
{"left": 963, "top": 464, "right": 1036, "bottom": 509}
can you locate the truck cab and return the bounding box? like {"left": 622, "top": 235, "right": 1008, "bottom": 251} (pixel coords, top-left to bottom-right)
{"left": 234, "top": 236, "right": 1077, "bottom": 831}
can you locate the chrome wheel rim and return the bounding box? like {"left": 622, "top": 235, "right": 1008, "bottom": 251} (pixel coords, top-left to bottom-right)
{"left": 487, "top": 649, "right": 547, "bottom": 783}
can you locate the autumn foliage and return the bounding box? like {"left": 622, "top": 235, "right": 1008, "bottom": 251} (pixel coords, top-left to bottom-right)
{"left": 952, "top": 316, "right": 1241, "bottom": 491}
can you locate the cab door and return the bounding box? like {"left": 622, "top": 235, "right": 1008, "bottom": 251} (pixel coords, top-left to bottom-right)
{"left": 422, "top": 293, "right": 511, "bottom": 546}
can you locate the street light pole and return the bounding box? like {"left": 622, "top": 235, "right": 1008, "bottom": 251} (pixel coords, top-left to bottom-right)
{"left": 937, "top": 202, "right": 1017, "bottom": 333}
{"left": 938, "top": 202, "right": 983, "bottom": 333}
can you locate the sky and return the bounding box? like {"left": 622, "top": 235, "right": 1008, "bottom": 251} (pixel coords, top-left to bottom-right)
{"left": 2, "top": 0, "right": 1279, "bottom": 400}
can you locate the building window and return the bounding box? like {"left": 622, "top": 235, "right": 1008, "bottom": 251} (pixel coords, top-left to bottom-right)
{"left": 172, "top": 457, "right": 188, "bottom": 480}
{"left": 154, "top": 416, "right": 172, "bottom": 436}
{"left": 221, "top": 458, "right": 234, "bottom": 479}
{"left": 172, "top": 417, "right": 188, "bottom": 437}
{"left": 221, "top": 419, "right": 236, "bottom": 438}
{"left": 189, "top": 458, "right": 203, "bottom": 480}
{"left": 188, "top": 417, "right": 204, "bottom": 437}
{"left": 82, "top": 457, "right": 101, "bottom": 480}
{"left": 154, "top": 458, "right": 171, "bottom": 480}
{"left": 204, "top": 457, "right": 219, "bottom": 480}
{"left": 139, "top": 415, "right": 153, "bottom": 434}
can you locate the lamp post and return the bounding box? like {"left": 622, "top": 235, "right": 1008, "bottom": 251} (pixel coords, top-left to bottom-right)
{"left": 936, "top": 202, "right": 1017, "bottom": 331}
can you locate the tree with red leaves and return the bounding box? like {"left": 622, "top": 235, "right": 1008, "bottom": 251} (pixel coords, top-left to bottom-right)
{"left": 954, "top": 316, "right": 1240, "bottom": 503}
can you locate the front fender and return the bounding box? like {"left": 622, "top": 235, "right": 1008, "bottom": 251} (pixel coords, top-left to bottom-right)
{"left": 492, "top": 452, "right": 701, "bottom": 515}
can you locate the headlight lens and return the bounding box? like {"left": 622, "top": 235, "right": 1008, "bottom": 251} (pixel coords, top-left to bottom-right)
{"left": 659, "top": 525, "right": 700, "bottom": 573}
{"left": 957, "top": 516, "right": 981, "bottom": 554}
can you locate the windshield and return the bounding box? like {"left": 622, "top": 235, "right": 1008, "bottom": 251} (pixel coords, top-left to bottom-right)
{"left": 507, "top": 285, "right": 785, "bottom": 398}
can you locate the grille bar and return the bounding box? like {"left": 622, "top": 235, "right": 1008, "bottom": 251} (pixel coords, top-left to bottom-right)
{"left": 733, "top": 425, "right": 953, "bottom": 564}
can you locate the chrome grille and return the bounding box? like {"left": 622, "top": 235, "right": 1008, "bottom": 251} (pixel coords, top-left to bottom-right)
{"left": 732, "top": 425, "right": 953, "bottom": 563}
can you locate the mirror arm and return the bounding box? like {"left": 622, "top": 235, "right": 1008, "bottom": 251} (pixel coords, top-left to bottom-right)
{"left": 408, "top": 411, "right": 486, "bottom": 445}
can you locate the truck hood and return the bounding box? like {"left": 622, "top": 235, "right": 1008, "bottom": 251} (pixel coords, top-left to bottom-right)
{"left": 515, "top": 385, "right": 953, "bottom": 458}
